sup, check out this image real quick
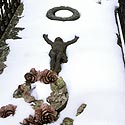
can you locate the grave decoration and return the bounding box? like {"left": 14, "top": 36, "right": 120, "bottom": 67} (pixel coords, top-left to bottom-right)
{"left": 60, "top": 117, "right": 74, "bottom": 125}
{"left": 0, "top": 3, "right": 87, "bottom": 124}
{"left": 20, "top": 103, "right": 58, "bottom": 125}
{"left": 46, "top": 6, "right": 80, "bottom": 21}
{"left": 13, "top": 68, "right": 69, "bottom": 124}
{"left": 43, "top": 34, "right": 79, "bottom": 74}
{"left": 0, "top": 104, "right": 17, "bottom": 118}
{"left": 76, "top": 103, "right": 87, "bottom": 116}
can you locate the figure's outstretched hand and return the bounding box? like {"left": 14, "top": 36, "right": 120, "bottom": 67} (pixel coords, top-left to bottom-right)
{"left": 43, "top": 34, "right": 48, "bottom": 38}
{"left": 75, "top": 35, "right": 79, "bottom": 40}
{"left": 43, "top": 34, "right": 53, "bottom": 46}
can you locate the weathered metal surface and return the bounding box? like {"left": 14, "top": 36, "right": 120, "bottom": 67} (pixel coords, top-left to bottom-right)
{"left": 47, "top": 77, "right": 69, "bottom": 112}
{"left": 60, "top": 117, "right": 74, "bottom": 125}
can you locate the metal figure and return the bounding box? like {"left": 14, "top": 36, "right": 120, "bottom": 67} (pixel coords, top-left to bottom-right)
{"left": 43, "top": 34, "right": 79, "bottom": 74}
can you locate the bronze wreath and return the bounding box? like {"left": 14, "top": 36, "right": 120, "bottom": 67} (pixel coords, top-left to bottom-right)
{"left": 16, "top": 68, "right": 69, "bottom": 125}
{"left": 46, "top": 6, "right": 80, "bottom": 21}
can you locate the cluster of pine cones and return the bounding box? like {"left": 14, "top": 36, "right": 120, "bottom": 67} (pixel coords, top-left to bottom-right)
{"left": 24, "top": 68, "right": 58, "bottom": 84}
{"left": 20, "top": 103, "right": 58, "bottom": 125}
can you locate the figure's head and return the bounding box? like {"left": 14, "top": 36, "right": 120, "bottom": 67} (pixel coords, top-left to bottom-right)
{"left": 55, "top": 37, "right": 63, "bottom": 42}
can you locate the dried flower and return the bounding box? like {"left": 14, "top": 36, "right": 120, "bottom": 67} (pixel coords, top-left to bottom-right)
{"left": 34, "top": 103, "right": 58, "bottom": 124}
{"left": 0, "top": 104, "right": 17, "bottom": 118}
{"left": 41, "top": 69, "right": 58, "bottom": 84}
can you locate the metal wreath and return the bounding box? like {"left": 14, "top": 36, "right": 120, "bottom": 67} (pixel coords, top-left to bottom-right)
{"left": 46, "top": 6, "right": 80, "bottom": 21}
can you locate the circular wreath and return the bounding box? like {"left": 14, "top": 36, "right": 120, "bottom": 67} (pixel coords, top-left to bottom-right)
{"left": 46, "top": 6, "right": 80, "bottom": 21}
{"left": 13, "top": 68, "right": 69, "bottom": 124}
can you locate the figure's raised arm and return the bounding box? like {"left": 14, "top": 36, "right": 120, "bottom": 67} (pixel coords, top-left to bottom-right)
{"left": 43, "top": 34, "right": 53, "bottom": 46}
{"left": 65, "top": 36, "right": 79, "bottom": 47}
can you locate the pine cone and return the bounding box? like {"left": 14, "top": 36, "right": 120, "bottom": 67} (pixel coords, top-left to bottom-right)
{"left": 36, "top": 70, "right": 43, "bottom": 82}
{"left": 30, "top": 68, "right": 38, "bottom": 75}
{"left": 34, "top": 103, "right": 58, "bottom": 124}
{"left": 20, "top": 115, "right": 36, "bottom": 125}
{"left": 24, "top": 73, "right": 36, "bottom": 83}
{"left": 0, "top": 104, "right": 17, "bottom": 118}
{"left": 30, "top": 68, "right": 44, "bottom": 82}
{"left": 41, "top": 69, "right": 58, "bottom": 84}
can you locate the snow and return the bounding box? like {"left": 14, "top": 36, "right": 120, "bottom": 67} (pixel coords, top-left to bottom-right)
{"left": 55, "top": 10, "right": 73, "bottom": 18}
{"left": 0, "top": 0, "right": 125, "bottom": 125}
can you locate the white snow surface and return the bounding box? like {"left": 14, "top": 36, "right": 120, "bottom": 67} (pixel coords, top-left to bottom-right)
{"left": 0, "top": 0, "right": 125, "bottom": 125}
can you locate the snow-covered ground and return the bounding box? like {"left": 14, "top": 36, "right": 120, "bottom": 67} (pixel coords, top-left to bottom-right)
{"left": 0, "top": 0, "right": 125, "bottom": 125}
